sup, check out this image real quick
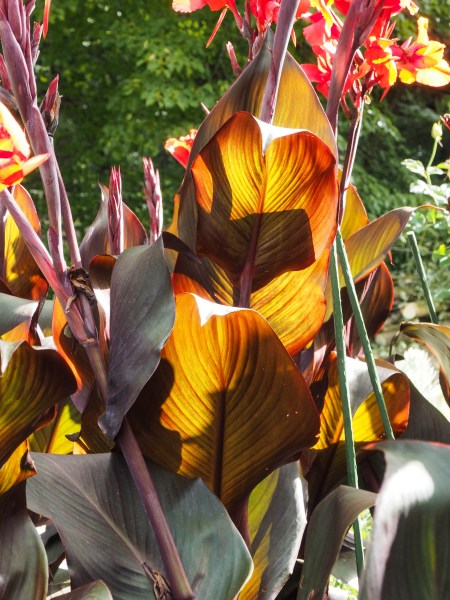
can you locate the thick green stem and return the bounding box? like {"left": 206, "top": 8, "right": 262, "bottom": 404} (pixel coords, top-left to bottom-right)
{"left": 406, "top": 231, "right": 439, "bottom": 324}
{"left": 330, "top": 242, "right": 365, "bottom": 578}
{"left": 335, "top": 230, "right": 395, "bottom": 440}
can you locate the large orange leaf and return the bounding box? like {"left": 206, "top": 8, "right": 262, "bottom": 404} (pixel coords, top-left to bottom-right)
{"left": 177, "top": 36, "right": 336, "bottom": 248}
{"left": 0, "top": 441, "right": 35, "bottom": 495}
{"left": 173, "top": 248, "right": 331, "bottom": 355}
{"left": 3, "top": 185, "right": 47, "bottom": 300}
{"left": 0, "top": 341, "right": 77, "bottom": 468}
{"left": 192, "top": 111, "right": 337, "bottom": 294}
{"left": 304, "top": 353, "right": 410, "bottom": 509}
{"left": 129, "top": 293, "right": 319, "bottom": 510}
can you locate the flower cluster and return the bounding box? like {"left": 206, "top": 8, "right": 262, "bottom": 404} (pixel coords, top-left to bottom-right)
{"left": 302, "top": 1, "right": 450, "bottom": 101}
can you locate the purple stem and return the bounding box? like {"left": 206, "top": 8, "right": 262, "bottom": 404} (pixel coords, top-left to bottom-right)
{"left": 117, "top": 419, "right": 196, "bottom": 600}
{"left": 56, "top": 160, "right": 82, "bottom": 268}
{"left": 259, "top": 0, "right": 300, "bottom": 125}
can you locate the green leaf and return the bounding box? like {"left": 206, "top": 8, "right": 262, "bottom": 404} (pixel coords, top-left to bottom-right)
{"left": 0, "top": 482, "right": 48, "bottom": 599}
{"left": 0, "top": 341, "right": 77, "bottom": 467}
{"left": 239, "top": 463, "right": 306, "bottom": 600}
{"left": 99, "top": 237, "right": 175, "bottom": 440}
{"left": 360, "top": 441, "right": 450, "bottom": 600}
{"left": 0, "top": 292, "right": 38, "bottom": 336}
{"left": 298, "top": 486, "right": 376, "bottom": 600}
{"left": 27, "top": 453, "right": 252, "bottom": 600}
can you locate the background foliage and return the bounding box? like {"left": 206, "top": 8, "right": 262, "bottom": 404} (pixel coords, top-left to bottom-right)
{"left": 33, "top": 0, "right": 449, "bottom": 259}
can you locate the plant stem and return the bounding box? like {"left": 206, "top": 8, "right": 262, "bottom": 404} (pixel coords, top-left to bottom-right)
{"left": 406, "top": 231, "right": 439, "bottom": 324}
{"left": 330, "top": 242, "right": 365, "bottom": 578}
{"left": 117, "top": 419, "right": 195, "bottom": 600}
{"left": 335, "top": 230, "right": 395, "bottom": 439}
{"left": 259, "top": 0, "right": 300, "bottom": 125}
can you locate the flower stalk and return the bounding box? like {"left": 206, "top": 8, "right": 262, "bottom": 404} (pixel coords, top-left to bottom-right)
{"left": 406, "top": 231, "right": 439, "bottom": 324}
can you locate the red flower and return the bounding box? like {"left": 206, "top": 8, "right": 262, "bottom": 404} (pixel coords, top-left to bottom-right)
{"left": 0, "top": 102, "right": 48, "bottom": 191}
{"left": 165, "top": 129, "right": 197, "bottom": 169}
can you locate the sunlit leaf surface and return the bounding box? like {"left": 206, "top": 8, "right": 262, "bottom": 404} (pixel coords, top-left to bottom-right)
{"left": 130, "top": 293, "right": 319, "bottom": 509}
{"left": 3, "top": 185, "right": 47, "bottom": 300}
{"left": 0, "top": 341, "right": 76, "bottom": 468}
{"left": 192, "top": 111, "right": 337, "bottom": 293}
{"left": 239, "top": 463, "right": 306, "bottom": 600}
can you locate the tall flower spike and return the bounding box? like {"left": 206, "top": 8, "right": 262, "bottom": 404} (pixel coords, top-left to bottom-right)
{"left": 108, "top": 166, "right": 124, "bottom": 255}
{"left": 143, "top": 157, "right": 163, "bottom": 244}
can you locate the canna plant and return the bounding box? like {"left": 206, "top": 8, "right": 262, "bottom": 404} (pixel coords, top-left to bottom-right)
{"left": 0, "top": 0, "right": 449, "bottom": 599}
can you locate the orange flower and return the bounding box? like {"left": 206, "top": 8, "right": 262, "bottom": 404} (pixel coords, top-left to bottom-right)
{"left": 0, "top": 102, "right": 48, "bottom": 191}
{"left": 164, "top": 129, "right": 197, "bottom": 169}
{"left": 364, "top": 37, "right": 398, "bottom": 91}
{"left": 396, "top": 17, "right": 450, "bottom": 87}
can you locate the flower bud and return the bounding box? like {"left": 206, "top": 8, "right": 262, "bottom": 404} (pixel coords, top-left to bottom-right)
{"left": 431, "top": 121, "right": 443, "bottom": 143}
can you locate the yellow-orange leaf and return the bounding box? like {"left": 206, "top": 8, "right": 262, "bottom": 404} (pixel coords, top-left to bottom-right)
{"left": 130, "top": 293, "right": 320, "bottom": 509}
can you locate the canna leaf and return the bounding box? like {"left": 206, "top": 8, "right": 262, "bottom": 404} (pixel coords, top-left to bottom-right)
{"left": 27, "top": 452, "right": 252, "bottom": 600}
{"left": 0, "top": 341, "right": 77, "bottom": 468}
{"left": 0, "top": 441, "right": 35, "bottom": 495}
{"left": 129, "top": 293, "right": 319, "bottom": 510}
{"left": 192, "top": 111, "right": 337, "bottom": 293}
{"left": 298, "top": 485, "right": 376, "bottom": 600}
{"left": 177, "top": 36, "right": 336, "bottom": 248}
{"left": 324, "top": 207, "right": 418, "bottom": 320}
{"left": 173, "top": 249, "right": 331, "bottom": 355}
{"left": 28, "top": 400, "right": 81, "bottom": 455}
{"left": 0, "top": 292, "right": 38, "bottom": 336}
{"left": 305, "top": 354, "right": 409, "bottom": 509}
{"left": 3, "top": 185, "right": 47, "bottom": 300}
{"left": 360, "top": 441, "right": 450, "bottom": 600}
{"left": 239, "top": 462, "right": 306, "bottom": 600}
{"left": 0, "top": 482, "right": 48, "bottom": 599}
{"left": 57, "top": 581, "right": 113, "bottom": 599}
{"left": 399, "top": 322, "right": 450, "bottom": 402}
{"left": 100, "top": 238, "right": 175, "bottom": 440}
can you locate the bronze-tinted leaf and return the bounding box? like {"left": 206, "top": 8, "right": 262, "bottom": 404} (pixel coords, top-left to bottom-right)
{"left": 192, "top": 111, "right": 337, "bottom": 292}
{"left": 360, "top": 441, "right": 450, "bottom": 600}
{"left": 100, "top": 238, "right": 175, "bottom": 440}
{"left": 0, "top": 482, "right": 48, "bottom": 599}
{"left": 299, "top": 486, "right": 376, "bottom": 600}
{"left": 240, "top": 463, "right": 306, "bottom": 600}
{"left": 0, "top": 340, "right": 76, "bottom": 467}
{"left": 305, "top": 354, "right": 410, "bottom": 509}
{"left": 27, "top": 453, "right": 252, "bottom": 600}
{"left": 177, "top": 36, "right": 336, "bottom": 248}
{"left": 129, "top": 293, "right": 319, "bottom": 510}
{"left": 4, "top": 185, "right": 47, "bottom": 300}
{"left": 399, "top": 322, "right": 450, "bottom": 402}
{"left": 173, "top": 240, "right": 331, "bottom": 355}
